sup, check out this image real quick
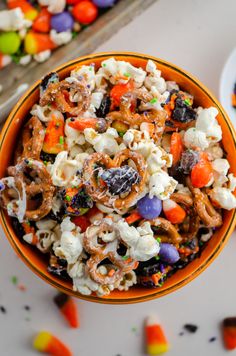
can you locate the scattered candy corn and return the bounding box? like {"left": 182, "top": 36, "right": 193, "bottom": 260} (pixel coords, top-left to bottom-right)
{"left": 145, "top": 315, "right": 169, "bottom": 355}
{"left": 222, "top": 317, "right": 236, "bottom": 350}
{"left": 163, "top": 199, "right": 186, "bottom": 224}
{"left": 7, "top": 0, "right": 38, "bottom": 21}
{"left": 53, "top": 292, "right": 79, "bottom": 328}
{"left": 0, "top": 53, "right": 12, "bottom": 68}
{"left": 32, "top": 8, "right": 51, "bottom": 33}
{"left": 33, "top": 331, "right": 72, "bottom": 356}
{"left": 24, "top": 31, "right": 56, "bottom": 55}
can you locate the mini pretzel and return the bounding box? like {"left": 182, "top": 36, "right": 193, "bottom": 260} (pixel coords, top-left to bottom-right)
{"left": 14, "top": 116, "right": 45, "bottom": 164}
{"left": 83, "top": 221, "right": 138, "bottom": 285}
{"left": 148, "top": 217, "right": 182, "bottom": 247}
{"left": 107, "top": 94, "right": 167, "bottom": 142}
{"left": 170, "top": 192, "right": 200, "bottom": 241}
{"left": 186, "top": 177, "right": 222, "bottom": 227}
{"left": 4, "top": 159, "right": 55, "bottom": 221}
{"left": 40, "top": 78, "right": 90, "bottom": 116}
{"left": 83, "top": 149, "right": 147, "bottom": 209}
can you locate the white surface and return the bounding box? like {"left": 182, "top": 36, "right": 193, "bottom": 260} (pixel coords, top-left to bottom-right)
{"left": 1, "top": 0, "right": 236, "bottom": 355}
{"left": 219, "top": 47, "right": 236, "bottom": 127}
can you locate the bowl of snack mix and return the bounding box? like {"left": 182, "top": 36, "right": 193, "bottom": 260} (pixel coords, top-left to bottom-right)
{"left": 0, "top": 52, "right": 235, "bottom": 304}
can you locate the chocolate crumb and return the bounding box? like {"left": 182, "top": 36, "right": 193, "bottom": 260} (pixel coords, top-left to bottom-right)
{"left": 183, "top": 324, "right": 198, "bottom": 333}
{"left": 24, "top": 305, "right": 31, "bottom": 311}
{"left": 179, "top": 331, "right": 184, "bottom": 336}
{"left": 0, "top": 306, "right": 6, "bottom": 314}
{"left": 209, "top": 337, "right": 217, "bottom": 342}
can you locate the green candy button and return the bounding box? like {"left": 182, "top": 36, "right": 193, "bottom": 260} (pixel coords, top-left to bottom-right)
{"left": 0, "top": 32, "right": 21, "bottom": 55}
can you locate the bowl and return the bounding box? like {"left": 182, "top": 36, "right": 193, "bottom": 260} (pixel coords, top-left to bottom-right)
{"left": 0, "top": 52, "right": 236, "bottom": 304}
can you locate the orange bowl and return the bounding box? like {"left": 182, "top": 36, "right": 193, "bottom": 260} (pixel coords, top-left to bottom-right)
{"left": 0, "top": 52, "right": 236, "bottom": 304}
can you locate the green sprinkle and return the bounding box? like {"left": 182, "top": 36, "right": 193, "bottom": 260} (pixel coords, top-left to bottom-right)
{"left": 124, "top": 72, "right": 131, "bottom": 77}
{"left": 55, "top": 122, "right": 60, "bottom": 128}
{"left": 65, "top": 196, "right": 71, "bottom": 202}
{"left": 159, "top": 282, "right": 163, "bottom": 287}
{"left": 102, "top": 63, "right": 106, "bottom": 67}
{"left": 155, "top": 256, "right": 160, "bottom": 260}
{"left": 150, "top": 98, "right": 158, "bottom": 104}
{"left": 11, "top": 276, "right": 18, "bottom": 285}
{"left": 26, "top": 221, "right": 30, "bottom": 226}
{"left": 122, "top": 255, "right": 129, "bottom": 260}
{"left": 131, "top": 326, "right": 137, "bottom": 333}
{"left": 184, "top": 98, "right": 191, "bottom": 106}
{"left": 156, "top": 237, "right": 161, "bottom": 243}
{"left": 43, "top": 161, "right": 47, "bottom": 166}
{"left": 59, "top": 136, "right": 64, "bottom": 145}
{"left": 118, "top": 131, "right": 125, "bottom": 137}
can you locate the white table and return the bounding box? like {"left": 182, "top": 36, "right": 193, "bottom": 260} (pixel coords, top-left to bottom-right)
{"left": 1, "top": 0, "right": 236, "bottom": 355}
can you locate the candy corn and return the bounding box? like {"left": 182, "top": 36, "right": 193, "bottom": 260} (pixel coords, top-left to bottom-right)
{"left": 163, "top": 199, "right": 186, "bottom": 224}
{"left": 32, "top": 8, "right": 51, "bottom": 33}
{"left": 145, "top": 315, "right": 169, "bottom": 355}
{"left": 0, "top": 53, "right": 11, "bottom": 69}
{"left": 7, "top": 0, "right": 38, "bottom": 21}
{"left": 222, "top": 317, "right": 236, "bottom": 350}
{"left": 24, "top": 31, "right": 56, "bottom": 54}
{"left": 33, "top": 331, "right": 72, "bottom": 356}
{"left": 53, "top": 292, "right": 79, "bottom": 328}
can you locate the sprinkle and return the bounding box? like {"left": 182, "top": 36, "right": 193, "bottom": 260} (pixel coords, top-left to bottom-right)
{"left": 102, "top": 63, "right": 106, "bottom": 67}
{"left": 65, "top": 196, "right": 71, "bottom": 202}
{"left": 209, "top": 337, "right": 217, "bottom": 342}
{"left": 183, "top": 324, "right": 198, "bottom": 333}
{"left": 124, "top": 72, "right": 131, "bottom": 77}
{"left": 156, "top": 237, "right": 161, "bottom": 243}
{"left": 155, "top": 256, "right": 160, "bottom": 260}
{"left": 11, "top": 276, "right": 18, "bottom": 285}
{"left": 131, "top": 326, "right": 138, "bottom": 334}
{"left": 43, "top": 161, "right": 48, "bottom": 166}
{"left": 118, "top": 132, "right": 125, "bottom": 137}
{"left": 150, "top": 98, "right": 158, "bottom": 104}
{"left": 18, "top": 284, "right": 26, "bottom": 291}
{"left": 0, "top": 306, "right": 6, "bottom": 314}
{"left": 184, "top": 98, "right": 191, "bottom": 106}
{"left": 122, "top": 255, "right": 129, "bottom": 260}
{"left": 24, "top": 305, "right": 31, "bottom": 311}
{"left": 59, "top": 136, "right": 64, "bottom": 145}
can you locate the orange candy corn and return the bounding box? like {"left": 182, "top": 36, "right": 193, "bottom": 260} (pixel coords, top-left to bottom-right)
{"left": 54, "top": 292, "right": 79, "bottom": 329}
{"left": 32, "top": 8, "right": 51, "bottom": 33}
{"left": 222, "top": 317, "right": 236, "bottom": 350}
{"left": 33, "top": 331, "right": 72, "bottom": 356}
{"left": 7, "top": 0, "right": 38, "bottom": 21}
{"left": 163, "top": 199, "right": 186, "bottom": 224}
{"left": 145, "top": 316, "right": 169, "bottom": 355}
{"left": 0, "top": 53, "right": 11, "bottom": 69}
{"left": 24, "top": 31, "right": 56, "bottom": 54}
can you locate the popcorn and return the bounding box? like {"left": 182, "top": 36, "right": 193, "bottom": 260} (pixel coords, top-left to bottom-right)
{"left": 149, "top": 170, "right": 178, "bottom": 200}
{"left": 0, "top": 8, "right": 31, "bottom": 31}
{"left": 71, "top": 64, "right": 96, "bottom": 91}
{"left": 50, "top": 29, "right": 72, "bottom": 46}
{"left": 115, "top": 220, "right": 160, "bottom": 261}
{"left": 209, "top": 187, "right": 236, "bottom": 210}
{"left": 50, "top": 151, "right": 79, "bottom": 187}
{"left": 184, "top": 127, "right": 209, "bottom": 150}
{"left": 33, "top": 50, "right": 51, "bottom": 63}
{"left": 84, "top": 127, "right": 120, "bottom": 156}
{"left": 38, "top": 0, "right": 66, "bottom": 14}
{"left": 54, "top": 218, "right": 83, "bottom": 264}
{"left": 196, "top": 107, "right": 222, "bottom": 143}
